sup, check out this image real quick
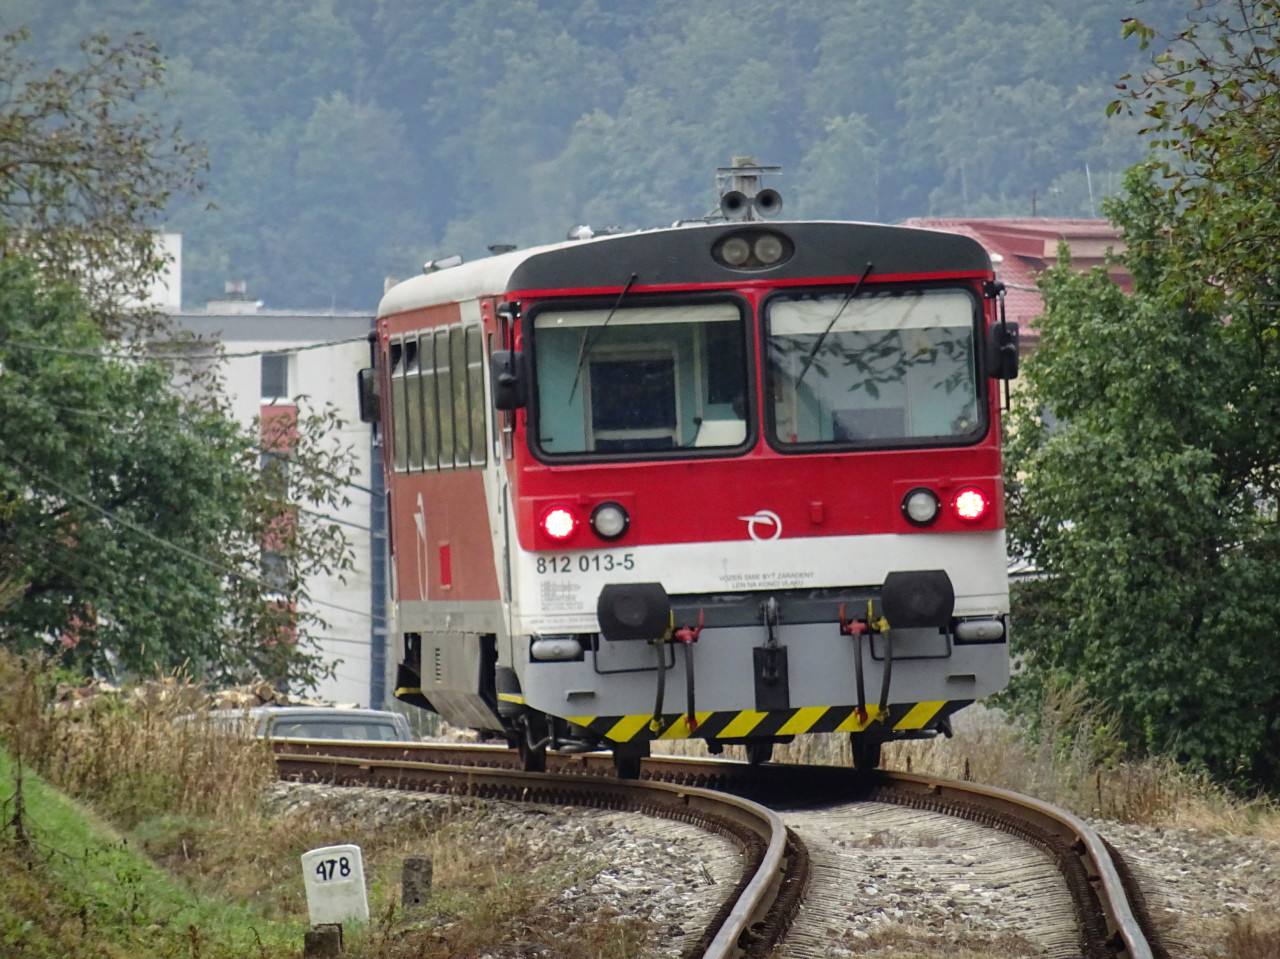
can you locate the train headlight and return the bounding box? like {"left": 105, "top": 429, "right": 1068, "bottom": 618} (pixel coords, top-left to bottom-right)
{"left": 713, "top": 229, "right": 794, "bottom": 270}
{"left": 952, "top": 487, "right": 990, "bottom": 523}
{"left": 754, "top": 233, "right": 785, "bottom": 265}
{"left": 901, "top": 487, "right": 941, "bottom": 526}
{"left": 721, "top": 236, "right": 751, "bottom": 267}
{"left": 540, "top": 506, "right": 579, "bottom": 541}
{"left": 590, "top": 502, "right": 630, "bottom": 540}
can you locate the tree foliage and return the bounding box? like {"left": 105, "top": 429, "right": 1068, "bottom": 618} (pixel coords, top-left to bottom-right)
{"left": 0, "top": 28, "right": 356, "bottom": 690}
{"left": 1008, "top": 0, "right": 1280, "bottom": 791}
{"left": 1113, "top": 0, "right": 1280, "bottom": 328}
{"left": 4, "top": 0, "right": 1188, "bottom": 309}
{"left": 0, "top": 254, "right": 352, "bottom": 685}
{"left": 0, "top": 29, "right": 205, "bottom": 337}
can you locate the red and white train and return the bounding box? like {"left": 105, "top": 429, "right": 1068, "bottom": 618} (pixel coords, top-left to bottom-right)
{"left": 362, "top": 201, "right": 1016, "bottom": 776}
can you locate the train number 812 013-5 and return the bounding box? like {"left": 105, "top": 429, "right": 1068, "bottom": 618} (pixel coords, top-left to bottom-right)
{"left": 536, "top": 553, "right": 635, "bottom": 575}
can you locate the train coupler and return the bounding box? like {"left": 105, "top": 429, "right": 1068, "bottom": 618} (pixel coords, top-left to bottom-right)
{"left": 754, "top": 597, "right": 790, "bottom": 711}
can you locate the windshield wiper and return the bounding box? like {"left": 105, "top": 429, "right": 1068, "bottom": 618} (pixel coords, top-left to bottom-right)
{"left": 568, "top": 272, "right": 637, "bottom": 403}
{"left": 794, "top": 261, "right": 874, "bottom": 390}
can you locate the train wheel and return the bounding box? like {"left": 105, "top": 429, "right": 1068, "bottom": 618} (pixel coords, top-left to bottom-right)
{"left": 612, "top": 742, "right": 649, "bottom": 780}
{"left": 518, "top": 714, "right": 548, "bottom": 772}
{"left": 746, "top": 741, "right": 773, "bottom": 765}
{"left": 850, "top": 734, "right": 882, "bottom": 771}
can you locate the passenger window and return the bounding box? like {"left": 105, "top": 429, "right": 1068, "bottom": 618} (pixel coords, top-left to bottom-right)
{"left": 435, "top": 328, "right": 454, "bottom": 468}
{"left": 419, "top": 332, "right": 439, "bottom": 470}
{"left": 403, "top": 338, "right": 424, "bottom": 471}
{"left": 466, "top": 326, "right": 487, "bottom": 467}
{"left": 389, "top": 337, "right": 408, "bottom": 471}
{"left": 451, "top": 326, "right": 469, "bottom": 467}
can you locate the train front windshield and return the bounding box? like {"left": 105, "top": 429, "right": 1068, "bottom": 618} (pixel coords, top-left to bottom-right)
{"left": 765, "top": 287, "right": 983, "bottom": 448}
{"left": 528, "top": 286, "right": 983, "bottom": 457}
{"left": 532, "top": 300, "right": 750, "bottom": 454}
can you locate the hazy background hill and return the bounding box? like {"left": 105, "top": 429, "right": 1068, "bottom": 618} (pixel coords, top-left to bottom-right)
{"left": 4, "top": 0, "right": 1187, "bottom": 310}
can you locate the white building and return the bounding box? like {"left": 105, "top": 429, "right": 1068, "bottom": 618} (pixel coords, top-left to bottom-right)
{"left": 165, "top": 262, "right": 389, "bottom": 707}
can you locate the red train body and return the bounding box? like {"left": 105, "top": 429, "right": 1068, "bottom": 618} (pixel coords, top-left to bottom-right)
{"left": 364, "top": 216, "right": 1014, "bottom": 774}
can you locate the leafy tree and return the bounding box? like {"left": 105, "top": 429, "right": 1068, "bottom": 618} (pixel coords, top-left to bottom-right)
{"left": 1007, "top": 0, "right": 1280, "bottom": 790}
{"left": 0, "top": 28, "right": 206, "bottom": 337}
{"left": 0, "top": 29, "right": 356, "bottom": 690}
{"left": 1113, "top": 0, "right": 1280, "bottom": 329}
{"left": 0, "top": 253, "right": 350, "bottom": 686}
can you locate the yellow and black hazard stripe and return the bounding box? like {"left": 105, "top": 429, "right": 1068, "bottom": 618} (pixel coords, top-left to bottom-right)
{"left": 394, "top": 662, "right": 437, "bottom": 712}
{"left": 395, "top": 685, "right": 435, "bottom": 711}
{"left": 567, "top": 700, "right": 971, "bottom": 743}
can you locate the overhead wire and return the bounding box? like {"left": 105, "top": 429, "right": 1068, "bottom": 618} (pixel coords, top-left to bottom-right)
{"left": 301, "top": 508, "right": 371, "bottom": 533}
{"left": 0, "top": 443, "right": 373, "bottom": 621}
{"left": 0, "top": 332, "right": 371, "bottom": 362}
{"left": 2, "top": 383, "right": 376, "bottom": 500}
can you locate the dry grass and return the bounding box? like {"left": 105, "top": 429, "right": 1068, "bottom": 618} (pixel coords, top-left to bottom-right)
{"left": 0, "top": 651, "right": 658, "bottom": 958}
{"left": 815, "top": 925, "right": 1041, "bottom": 959}
{"left": 1224, "top": 915, "right": 1280, "bottom": 959}
{"left": 654, "top": 684, "right": 1280, "bottom": 835}
{"left": 0, "top": 653, "right": 275, "bottom": 829}
{"left": 142, "top": 793, "right": 657, "bottom": 957}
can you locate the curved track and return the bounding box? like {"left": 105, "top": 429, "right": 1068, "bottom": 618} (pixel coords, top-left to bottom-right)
{"left": 271, "top": 740, "right": 1163, "bottom": 958}
{"left": 273, "top": 744, "right": 799, "bottom": 958}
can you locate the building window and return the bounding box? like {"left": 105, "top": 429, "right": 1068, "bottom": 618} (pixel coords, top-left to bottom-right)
{"left": 262, "top": 353, "right": 290, "bottom": 402}
{"left": 260, "top": 450, "right": 290, "bottom": 496}
{"left": 261, "top": 550, "right": 291, "bottom": 593}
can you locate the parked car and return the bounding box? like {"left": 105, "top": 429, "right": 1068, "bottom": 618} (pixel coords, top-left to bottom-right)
{"left": 204, "top": 705, "right": 414, "bottom": 742}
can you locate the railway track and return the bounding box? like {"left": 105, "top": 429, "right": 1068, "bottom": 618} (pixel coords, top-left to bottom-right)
{"left": 272, "top": 740, "right": 1164, "bottom": 958}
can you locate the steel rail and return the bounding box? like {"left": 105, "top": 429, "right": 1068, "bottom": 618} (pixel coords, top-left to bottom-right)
{"left": 269, "top": 740, "right": 1158, "bottom": 958}
{"left": 272, "top": 749, "right": 788, "bottom": 959}
{"left": 883, "top": 771, "right": 1154, "bottom": 959}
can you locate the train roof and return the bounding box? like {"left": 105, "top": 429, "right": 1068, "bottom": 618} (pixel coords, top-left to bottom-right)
{"left": 377, "top": 220, "right": 993, "bottom": 319}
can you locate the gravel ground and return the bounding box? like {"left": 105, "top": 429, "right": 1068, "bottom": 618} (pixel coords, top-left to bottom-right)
{"left": 1096, "top": 821, "right": 1280, "bottom": 958}
{"left": 264, "top": 781, "right": 743, "bottom": 958}
{"left": 778, "top": 801, "right": 1081, "bottom": 958}
{"left": 266, "top": 781, "right": 1280, "bottom": 958}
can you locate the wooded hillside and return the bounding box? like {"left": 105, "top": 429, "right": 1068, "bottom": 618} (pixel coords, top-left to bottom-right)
{"left": 4, "top": 0, "right": 1187, "bottom": 309}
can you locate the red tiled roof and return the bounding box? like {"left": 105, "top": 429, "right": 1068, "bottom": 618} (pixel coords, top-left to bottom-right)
{"left": 900, "top": 218, "right": 1129, "bottom": 346}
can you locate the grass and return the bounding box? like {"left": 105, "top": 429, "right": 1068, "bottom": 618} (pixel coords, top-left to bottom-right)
{"left": 0, "top": 652, "right": 659, "bottom": 958}
{"left": 0, "top": 746, "right": 306, "bottom": 958}
{"left": 130, "top": 794, "right": 658, "bottom": 958}
{"left": 1225, "top": 915, "right": 1280, "bottom": 959}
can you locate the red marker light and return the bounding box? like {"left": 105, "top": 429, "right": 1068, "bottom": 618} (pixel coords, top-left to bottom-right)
{"left": 541, "top": 506, "right": 579, "bottom": 541}
{"left": 952, "top": 487, "right": 989, "bottom": 522}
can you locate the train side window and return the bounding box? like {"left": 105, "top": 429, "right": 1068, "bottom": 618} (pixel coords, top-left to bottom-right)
{"left": 451, "top": 326, "right": 469, "bottom": 468}
{"left": 403, "top": 337, "right": 424, "bottom": 471}
{"left": 418, "top": 332, "right": 439, "bottom": 470}
{"left": 389, "top": 336, "right": 408, "bottom": 472}
{"left": 466, "top": 326, "right": 487, "bottom": 467}
{"left": 435, "top": 328, "right": 455, "bottom": 469}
